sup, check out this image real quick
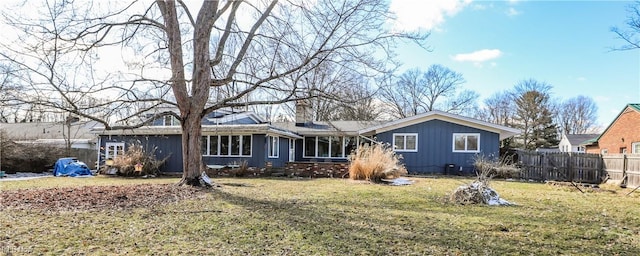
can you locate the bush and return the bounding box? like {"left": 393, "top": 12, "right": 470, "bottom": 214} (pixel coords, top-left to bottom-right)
{"left": 1, "top": 132, "right": 66, "bottom": 173}
{"left": 473, "top": 154, "right": 520, "bottom": 179}
{"left": 108, "top": 141, "right": 168, "bottom": 176}
{"left": 348, "top": 143, "right": 407, "bottom": 182}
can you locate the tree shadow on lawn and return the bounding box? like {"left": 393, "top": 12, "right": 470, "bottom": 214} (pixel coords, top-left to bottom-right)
{"left": 210, "top": 189, "right": 555, "bottom": 255}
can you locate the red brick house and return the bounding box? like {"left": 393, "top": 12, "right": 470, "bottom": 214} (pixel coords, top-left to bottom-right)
{"left": 584, "top": 104, "right": 640, "bottom": 154}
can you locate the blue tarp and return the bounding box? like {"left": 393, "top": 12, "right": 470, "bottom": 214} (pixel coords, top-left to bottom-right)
{"left": 53, "top": 158, "right": 93, "bottom": 177}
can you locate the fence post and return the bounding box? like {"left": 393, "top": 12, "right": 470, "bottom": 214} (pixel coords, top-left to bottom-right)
{"left": 541, "top": 153, "right": 547, "bottom": 181}
{"left": 567, "top": 153, "right": 573, "bottom": 182}
{"left": 624, "top": 154, "right": 628, "bottom": 185}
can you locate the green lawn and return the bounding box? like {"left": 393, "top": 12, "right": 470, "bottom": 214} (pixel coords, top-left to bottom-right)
{"left": 1, "top": 176, "right": 639, "bottom": 255}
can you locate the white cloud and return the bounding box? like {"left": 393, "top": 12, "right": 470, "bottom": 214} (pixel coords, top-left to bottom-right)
{"left": 472, "top": 4, "right": 487, "bottom": 10}
{"left": 388, "top": 0, "right": 472, "bottom": 31}
{"left": 506, "top": 7, "right": 521, "bottom": 17}
{"left": 452, "top": 49, "right": 502, "bottom": 63}
{"left": 594, "top": 96, "right": 611, "bottom": 103}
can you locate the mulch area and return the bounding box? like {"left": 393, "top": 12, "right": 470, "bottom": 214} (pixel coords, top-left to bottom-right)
{"left": 1, "top": 184, "right": 209, "bottom": 211}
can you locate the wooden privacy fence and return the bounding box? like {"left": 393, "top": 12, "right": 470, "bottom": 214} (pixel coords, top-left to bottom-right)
{"left": 517, "top": 151, "right": 640, "bottom": 186}
{"left": 603, "top": 154, "right": 640, "bottom": 187}
{"left": 517, "top": 151, "right": 605, "bottom": 184}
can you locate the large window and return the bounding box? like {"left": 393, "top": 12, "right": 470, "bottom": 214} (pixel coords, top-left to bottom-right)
{"left": 202, "top": 135, "right": 252, "bottom": 156}
{"left": 453, "top": 133, "right": 480, "bottom": 153}
{"left": 304, "top": 137, "right": 316, "bottom": 157}
{"left": 344, "top": 137, "right": 358, "bottom": 156}
{"left": 304, "top": 136, "right": 357, "bottom": 158}
{"left": 393, "top": 133, "right": 418, "bottom": 152}
{"left": 330, "top": 137, "right": 343, "bottom": 157}
{"left": 633, "top": 142, "right": 640, "bottom": 154}
{"left": 317, "top": 136, "right": 330, "bottom": 157}
{"left": 268, "top": 136, "right": 279, "bottom": 158}
{"left": 105, "top": 142, "right": 125, "bottom": 160}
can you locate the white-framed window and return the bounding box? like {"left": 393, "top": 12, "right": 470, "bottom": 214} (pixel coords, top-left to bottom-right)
{"left": 633, "top": 142, "right": 640, "bottom": 154}
{"left": 201, "top": 135, "right": 251, "bottom": 156}
{"left": 160, "top": 115, "right": 179, "bottom": 126}
{"left": 105, "top": 142, "right": 125, "bottom": 160}
{"left": 601, "top": 149, "right": 608, "bottom": 155}
{"left": 393, "top": 133, "right": 418, "bottom": 152}
{"left": 303, "top": 136, "right": 357, "bottom": 158}
{"left": 268, "top": 136, "right": 279, "bottom": 158}
{"left": 453, "top": 133, "right": 480, "bottom": 153}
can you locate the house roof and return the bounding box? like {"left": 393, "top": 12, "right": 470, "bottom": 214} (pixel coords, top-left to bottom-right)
{"left": 93, "top": 110, "right": 520, "bottom": 140}
{"left": 585, "top": 103, "right": 640, "bottom": 145}
{"left": 563, "top": 134, "right": 599, "bottom": 146}
{"left": 0, "top": 121, "right": 99, "bottom": 141}
{"left": 358, "top": 110, "right": 520, "bottom": 140}
{"left": 94, "top": 124, "right": 302, "bottom": 139}
{"left": 202, "top": 110, "right": 265, "bottom": 125}
{"left": 272, "top": 120, "right": 384, "bottom": 136}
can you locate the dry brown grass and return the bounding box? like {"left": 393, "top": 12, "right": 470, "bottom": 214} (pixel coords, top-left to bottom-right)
{"left": 2, "top": 177, "right": 640, "bottom": 254}
{"left": 348, "top": 143, "right": 407, "bottom": 182}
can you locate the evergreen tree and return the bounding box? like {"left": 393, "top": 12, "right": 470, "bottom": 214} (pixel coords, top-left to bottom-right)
{"left": 512, "top": 80, "right": 559, "bottom": 150}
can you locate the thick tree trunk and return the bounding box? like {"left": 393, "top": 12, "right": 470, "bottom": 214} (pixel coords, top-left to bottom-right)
{"left": 177, "top": 112, "right": 205, "bottom": 186}
{"left": 173, "top": 1, "right": 217, "bottom": 187}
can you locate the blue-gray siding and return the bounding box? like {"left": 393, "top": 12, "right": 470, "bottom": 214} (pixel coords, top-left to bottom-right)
{"left": 100, "top": 135, "right": 183, "bottom": 172}
{"left": 99, "top": 133, "right": 290, "bottom": 173}
{"left": 376, "top": 119, "right": 499, "bottom": 174}
{"left": 264, "top": 137, "right": 290, "bottom": 168}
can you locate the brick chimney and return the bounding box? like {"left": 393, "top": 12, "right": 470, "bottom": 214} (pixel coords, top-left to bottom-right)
{"left": 295, "top": 100, "right": 313, "bottom": 127}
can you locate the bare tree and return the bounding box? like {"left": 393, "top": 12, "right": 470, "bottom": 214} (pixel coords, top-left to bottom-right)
{"left": 476, "top": 91, "right": 515, "bottom": 126}
{"left": 315, "top": 83, "right": 382, "bottom": 121}
{"left": 380, "top": 64, "right": 478, "bottom": 118}
{"left": 611, "top": 1, "right": 640, "bottom": 50}
{"left": 1, "top": 0, "right": 424, "bottom": 185}
{"left": 474, "top": 91, "right": 517, "bottom": 150}
{"left": 556, "top": 95, "right": 599, "bottom": 135}
{"left": 294, "top": 60, "right": 380, "bottom": 121}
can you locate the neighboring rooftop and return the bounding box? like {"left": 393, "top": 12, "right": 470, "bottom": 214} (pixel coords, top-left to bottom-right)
{"left": 565, "top": 134, "right": 599, "bottom": 145}
{"left": 0, "top": 121, "right": 100, "bottom": 140}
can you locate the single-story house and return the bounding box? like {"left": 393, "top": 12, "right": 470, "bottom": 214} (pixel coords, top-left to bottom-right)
{"left": 93, "top": 103, "right": 519, "bottom": 175}
{"left": 584, "top": 103, "right": 640, "bottom": 154}
{"left": 0, "top": 121, "right": 100, "bottom": 169}
{"left": 0, "top": 121, "right": 99, "bottom": 149}
{"left": 558, "top": 134, "right": 599, "bottom": 153}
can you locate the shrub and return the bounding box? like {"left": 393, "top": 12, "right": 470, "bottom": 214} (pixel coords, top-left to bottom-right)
{"left": 109, "top": 141, "right": 168, "bottom": 176}
{"left": 348, "top": 143, "right": 407, "bottom": 182}
{"left": 473, "top": 154, "right": 520, "bottom": 179}
{"left": 1, "top": 131, "right": 66, "bottom": 173}
{"left": 231, "top": 160, "right": 250, "bottom": 177}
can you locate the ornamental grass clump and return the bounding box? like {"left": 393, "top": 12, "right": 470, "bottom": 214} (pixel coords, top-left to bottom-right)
{"left": 348, "top": 143, "right": 407, "bottom": 182}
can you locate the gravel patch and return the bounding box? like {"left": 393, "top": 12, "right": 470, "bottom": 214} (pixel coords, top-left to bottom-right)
{"left": 0, "top": 172, "right": 54, "bottom": 181}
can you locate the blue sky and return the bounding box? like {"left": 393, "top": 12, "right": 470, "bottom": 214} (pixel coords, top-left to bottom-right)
{"left": 389, "top": 0, "right": 640, "bottom": 129}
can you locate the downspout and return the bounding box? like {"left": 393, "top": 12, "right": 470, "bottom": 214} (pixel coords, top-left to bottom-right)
{"left": 96, "top": 135, "right": 102, "bottom": 171}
